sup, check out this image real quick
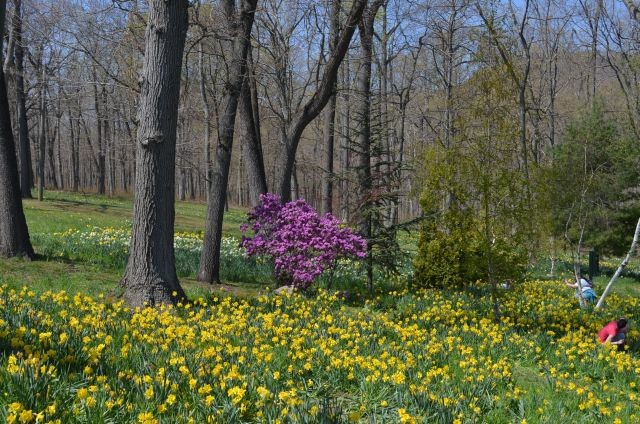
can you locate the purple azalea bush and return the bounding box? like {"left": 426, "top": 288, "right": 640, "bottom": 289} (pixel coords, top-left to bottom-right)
{"left": 240, "top": 193, "right": 367, "bottom": 289}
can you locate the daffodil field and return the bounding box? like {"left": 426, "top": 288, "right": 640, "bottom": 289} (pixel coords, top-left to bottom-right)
{"left": 30, "top": 226, "right": 394, "bottom": 290}
{"left": 1, "top": 281, "right": 639, "bottom": 423}
{"left": 32, "top": 228, "right": 267, "bottom": 282}
{"left": 2, "top": 195, "right": 639, "bottom": 423}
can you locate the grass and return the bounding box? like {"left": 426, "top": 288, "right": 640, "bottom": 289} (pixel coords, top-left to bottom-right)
{"left": 2, "top": 191, "right": 640, "bottom": 422}
{"left": 9, "top": 191, "right": 390, "bottom": 301}
{"left": 0, "top": 256, "right": 265, "bottom": 301}
{"left": 5, "top": 191, "right": 263, "bottom": 299}
{"left": 6, "top": 190, "right": 639, "bottom": 302}
{"left": 0, "top": 256, "right": 118, "bottom": 299}
{"left": 23, "top": 190, "right": 247, "bottom": 237}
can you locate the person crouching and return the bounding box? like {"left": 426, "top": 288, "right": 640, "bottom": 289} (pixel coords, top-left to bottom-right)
{"left": 598, "top": 318, "right": 628, "bottom": 351}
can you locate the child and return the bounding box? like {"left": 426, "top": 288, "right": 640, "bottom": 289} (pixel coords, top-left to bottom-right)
{"left": 598, "top": 318, "right": 628, "bottom": 350}
{"left": 564, "top": 275, "right": 597, "bottom": 302}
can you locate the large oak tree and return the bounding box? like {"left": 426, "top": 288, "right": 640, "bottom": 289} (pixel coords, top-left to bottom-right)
{"left": 120, "top": 0, "right": 189, "bottom": 307}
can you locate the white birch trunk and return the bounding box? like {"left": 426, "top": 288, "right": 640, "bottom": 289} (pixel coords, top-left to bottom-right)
{"left": 595, "top": 217, "right": 640, "bottom": 309}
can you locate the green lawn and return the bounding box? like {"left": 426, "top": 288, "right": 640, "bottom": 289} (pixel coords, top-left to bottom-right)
{"left": 2, "top": 190, "right": 639, "bottom": 303}
{"left": 4, "top": 191, "right": 258, "bottom": 298}
{"left": 23, "top": 190, "right": 247, "bottom": 237}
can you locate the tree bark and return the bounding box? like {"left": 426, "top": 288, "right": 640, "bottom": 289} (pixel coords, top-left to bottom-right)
{"left": 120, "top": 0, "right": 189, "bottom": 307}
{"left": 12, "top": 0, "right": 30, "bottom": 198}
{"left": 595, "top": 218, "right": 640, "bottom": 309}
{"left": 198, "top": 44, "right": 212, "bottom": 198}
{"left": 3, "top": 3, "right": 13, "bottom": 74}
{"left": 272, "top": 0, "right": 367, "bottom": 202}
{"left": 68, "top": 108, "right": 79, "bottom": 192}
{"left": 239, "top": 47, "right": 267, "bottom": 207}
{"left": 92, "top": 66, "right": 106, "bottom": 195}
{"left": 0, "top": 0, "right": 33, "bottom": 259}
{"left": 198, "top": 0, "right": 258, "bottom": 284}
{"left": 340, "top": 58, "right": 351, "bottom": 222}
{"left": 55, "top": 105, "right": 64, "bottom": 190}
{"left": 321, "top": 0, "right": 341, "bottom": 215}
{"left": 355, "top": 2, "right": 382, "bottom": 294}
{"left": 37, "top": 66, "right": 46, "bottom": 201}
{"left": 47, "top": 116, "right": 59, "bottom": 189}
{"left": 103, "top": 88, "right": 115, "bottom": 195}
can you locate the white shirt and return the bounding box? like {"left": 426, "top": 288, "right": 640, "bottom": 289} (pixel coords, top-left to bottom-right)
{"left": 578, "top": 278, "right": 592, "bottom": 292}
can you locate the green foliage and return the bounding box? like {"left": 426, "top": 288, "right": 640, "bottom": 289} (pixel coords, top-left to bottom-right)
{"left": 414, "top": 210, "right": 481, "bottom": 289}
{"left": 549, "top": 102, "right": 640, "bottom": 255}
{"left": 413, "top": 65, "right": 531, "bottom": 290}
{"left": 414, "top": 211, "right": 527, "bottom": 290}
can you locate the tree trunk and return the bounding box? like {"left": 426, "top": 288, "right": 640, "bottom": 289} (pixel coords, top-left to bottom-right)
{"left": 589, "top": 0, "right": 602, "bottom": 107}
{"left": 321, "top": 0, "right": 341, "bottom": 215}
{"left": 237, "top": 142, "right": 243, "bottom": 205}
{"left": 357, "top": 27, "right": 373, "bottom": 293}
{"left": 239, "top": 49, "right": 267, "bottom": 206}
{"left": 3, "top": 3, "right": 13, "bottom": 74}
{"left": 47, "top": 117, "right": 58, "bottom": 189}
{"left": 0, "top": 0, "right": 33, "bottom": 259}
{"left": 340, "top": 59, "right": 351, "bottom": 222}
{"left": 69, "top": 110, "right": 79, "bottom": 191}
{"left": 12, "top": 0, "right": 30, "bottom": 198}
{"left": 103, "top": 89, "right": 116, "bottom": 195}
{"left": 122, "top": 106, "right": 135, "bottom": 192}
{"left": 380, "top": 2, "right": 392, "bottom": 226}
{"left": 177, "top": 120, "right": 186, "bottom": 201}
{"left": 92, "top": 67, "right": 106, "bottom": 195}
{"left": 198, "top": 44, "right": 212, "bottom": 199}
{"left": 198, "top": 0, "right": 258, "bottom": 284}
{"left": 272, "top": 0, "right": 367, "bottom": 202}
{"left": 37, "top": 66, "right": 46, "bottom": 201}
{"left": 355, "top": 1, "right": 383, "bottom": 294}
{"left": 56, "top": 107, "right": 64, "bottom": 190}
{"left": 120, "top": 0, "right": 189, "bottom": 307}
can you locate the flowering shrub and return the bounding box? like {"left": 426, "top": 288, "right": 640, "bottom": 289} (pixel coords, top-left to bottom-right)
{"left": 241, "top": 193, "right": 367, "bottom": 289}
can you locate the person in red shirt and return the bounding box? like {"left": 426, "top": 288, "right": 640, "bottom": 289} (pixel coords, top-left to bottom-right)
{"left": 598, "top": 318, "right": 628, "bottom": 350}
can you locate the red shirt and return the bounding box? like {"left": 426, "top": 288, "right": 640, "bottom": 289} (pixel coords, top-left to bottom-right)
{"left": 598, "top": 321, "right": 618, "bottom": 343}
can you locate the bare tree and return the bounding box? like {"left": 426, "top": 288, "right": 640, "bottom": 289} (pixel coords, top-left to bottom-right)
{"left": 321, "top": 0, "right": 341, "bottom": 214}
{"left": 476, "top": 0, "right": 532, "bottom": 176}
{"left": 602, "top": 4, "right": 640, "bottom": 137}
{"left": 578, "top": 0, "right": 603, "bottom": 106}
{"left": 266, "top": 0, "right": 367, "bottom": 202}
{"left": 197, "top": 0, "right": 259, "bottom": 284}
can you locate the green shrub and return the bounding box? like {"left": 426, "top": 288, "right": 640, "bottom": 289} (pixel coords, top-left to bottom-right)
{"left": 413, "top": 210, "right": 527, "bottom": 290}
